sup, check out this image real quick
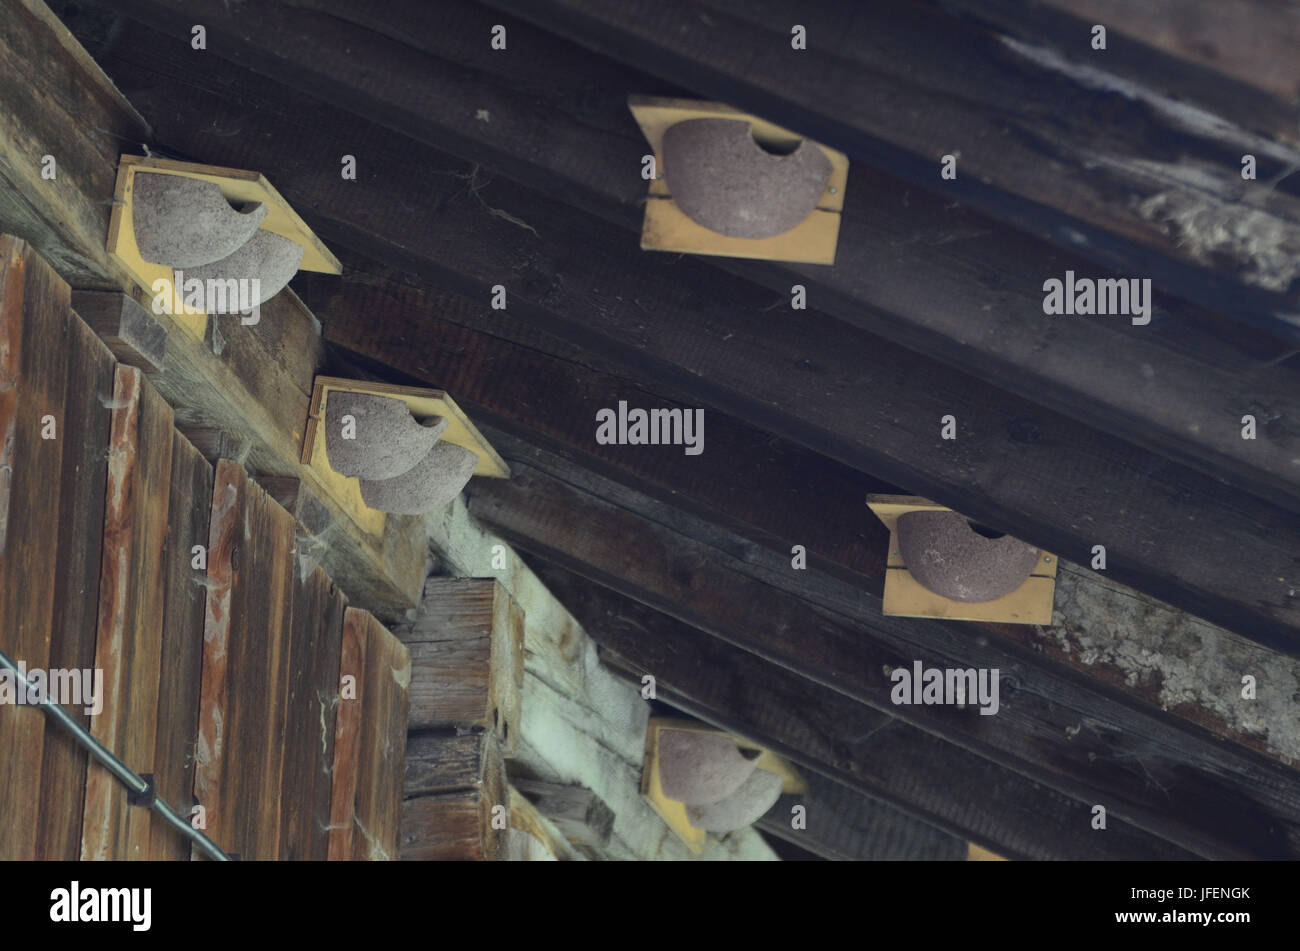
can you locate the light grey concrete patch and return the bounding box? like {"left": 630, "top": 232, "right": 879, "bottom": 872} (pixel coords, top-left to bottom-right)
{"left": 360, "top": 441, "right": 478, "bottom": 515}
{"left": 185, "top": 230, "right": 306, "bottom": 309}
{"left": 686, "top": 767, "right": 784, "bottom": 833}
{"left": 324, "top": 392, "right": 445, "bottom": 480}
{"left": 658, "top": 728, "right": 760, "bottom": 806}
{"left": 133, "top": 172, "right": 267, "bottom": 267}
{"left": 1041, "top": 563, "right": 1300, "bottom": 766}
{"left": 662, "top": 118, "right": 832, "bottom": 238}
{"left": 897, "top": 510, "right": 1041, "bottom": 603}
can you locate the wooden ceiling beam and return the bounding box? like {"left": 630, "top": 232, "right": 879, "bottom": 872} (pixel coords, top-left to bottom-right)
{"left": 533, "top": 561, "right": 1195, "bottom": 861}
{"left": 466, "top": 458, "right": 1300, "bottom": 859}
{"left": 483, "top": 0, "right": 1300, "bottom": 336}
{"left": 80, "top": 0, "right": 1300, "bottom": 520}
{"left": 63, "top": 17, "right": 1300, "bottom": 652}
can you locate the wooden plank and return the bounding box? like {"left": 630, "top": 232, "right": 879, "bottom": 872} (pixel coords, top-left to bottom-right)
{"left": 348, "top": 607, "right": 410, "bottom": 860}
{"left": 0, "top": 0, "right": 147, "bottom": 289}
{"left": 88, "top": 0, "right": 1300, "bottom": 523}
{"left": 71, "top": 289, "right": 167, "bottom": 374}
{"left": 401, "top": 730, "right": 505, "bottom": 861}
{"left": 0, "top": 236, "right": 72, "bottom": 859}
{"left": 34, "top": 281, "right": 116, "bottom": 860}
{"left": 192, "top": 459, "right": 294, "bottom": 859}
{"left": 147, "top": 431, "right": 213, "bottom": 860}
{"left": 70, "top": 26, "right": 1300, "bottom": 652}
{"left": 543, "top": 567, "right": 1194, "bottom": 861}
{"left": 81, "top": 364, "right": 175, "bottom": 860}
{"left": 279, "top": 566, "right": 347, "bottom": 860}
{"left": 395, "top": 578, "right": 523, "bottom": 755}
{"left": 327, "top": 607, "right": 368, "bottom": 861}
{"left": 470, "top": 463, "right": 1300, "bottom": 859}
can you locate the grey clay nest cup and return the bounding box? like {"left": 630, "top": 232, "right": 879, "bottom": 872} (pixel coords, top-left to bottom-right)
{"left": 896, "top": 510, "right": 1041, "bottom": 603}
{"left": 184, "top": 230, "right": 306, "bottom": 310}
{"left": 132, "top": 172, "right": 268, "bottom": 267}
{"left": 360, "top": 442, "right": 479, "bottom": 515}
{"left": 686, "top": 768, "right": 785, "bottom": 833}
{"left": 662, "top": 117, "right": 833, "bottom": 239}
{"left": 324, "top": 392, "right": 447, "bottom": 481}
{"left": 657, "top": 729, "right": 761, "bottom": 806}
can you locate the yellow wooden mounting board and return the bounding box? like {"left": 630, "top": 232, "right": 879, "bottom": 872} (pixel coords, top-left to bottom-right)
{"left": 641, "top": 716, "right": 806, "bottom": 854}
{"left": 107, "top": 155, "right": 342, "bottom": 340}
{"left": 867, "top": 494, "right": 1058, "bottom": 624}
{"left": 299, "top": 378, "right": 509, "bottom": 536}
{"left": 628, "top": 95, "right": 848, "bottom": 264}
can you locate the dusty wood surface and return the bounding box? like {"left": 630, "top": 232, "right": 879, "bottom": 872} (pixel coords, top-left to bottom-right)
{"left": 396, "top": 578, "right": 523, "bottom": 754}
{"left": 348, "top": 607, "right": 410, "bottom": 860}
{"left": 147, "top": 431, "right": 213, "bottom": 860}
{"left": 279, "top": 567, "right": 347, "bottom": 860}
{"left": 327, "top": 607, "right": 367, "bottom": 861}
{"left": 81, "top": 365, "right": 174, "bottom": 860}
{"left": 402, "top": 730, "right": 505, "bottom": 861}
{"left": 0, "top": 237, "right": 75, "bottom": 858}
{"left": 0, "top": 0, "right": 146, "bottom": 289}
{"left": 193, "top": 459, "right": 296, "bottom": 859}
{"left": 33, "top": 262, "right": 116, "bottom": 860}
{"left": 71, "top": 289, "right": 167, "bottom": 373}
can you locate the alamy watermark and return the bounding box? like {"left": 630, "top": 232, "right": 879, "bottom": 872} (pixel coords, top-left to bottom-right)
{"left": 1042, "top": 270, "right": 1151, "bottom": 325}
{"left": 151, "top": 271, "right": 261, "bottom": 325}
{"left": 596, "top": 401, "right": 704, "bottom": 455}
{"left": 889, "top": 660, "right": 1000, "bottom": 716}
{"left": 0, "top": 662, "right": 103, "bottom": 716}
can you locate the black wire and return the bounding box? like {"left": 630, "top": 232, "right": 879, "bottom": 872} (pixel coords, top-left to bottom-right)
{"left": 0, "top": 647, "right": 231, "bottom": 861}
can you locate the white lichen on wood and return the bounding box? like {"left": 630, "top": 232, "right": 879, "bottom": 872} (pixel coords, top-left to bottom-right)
{"left": 1041, "top": 562, "right": 1300, "bottom": 766}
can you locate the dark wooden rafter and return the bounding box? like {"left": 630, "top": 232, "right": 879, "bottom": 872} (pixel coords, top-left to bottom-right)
{"left": 535, "top": 562, "right": 1195, "bottom": 861}
{"left": 38, "top": 0, "right": 1300, "bottom": 862}
{"left": 467, "top": 457, "right": 1300, "bottom": 860}
{"left": 320, "top": 269, "right": 1300, "bottom": 776}
{"left": 79, "top": 0, "right": 1300, "bottom": 526}
{"left": 479, "top": 0, "right": 1300, "bottom": 332}
{"left": 52, "top": 12, "right": 1300, "bottom": 655}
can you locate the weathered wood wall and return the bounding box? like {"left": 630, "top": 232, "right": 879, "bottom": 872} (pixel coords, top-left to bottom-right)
{"left": 0, "top": 239, "right": 408, "bottom": 861}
